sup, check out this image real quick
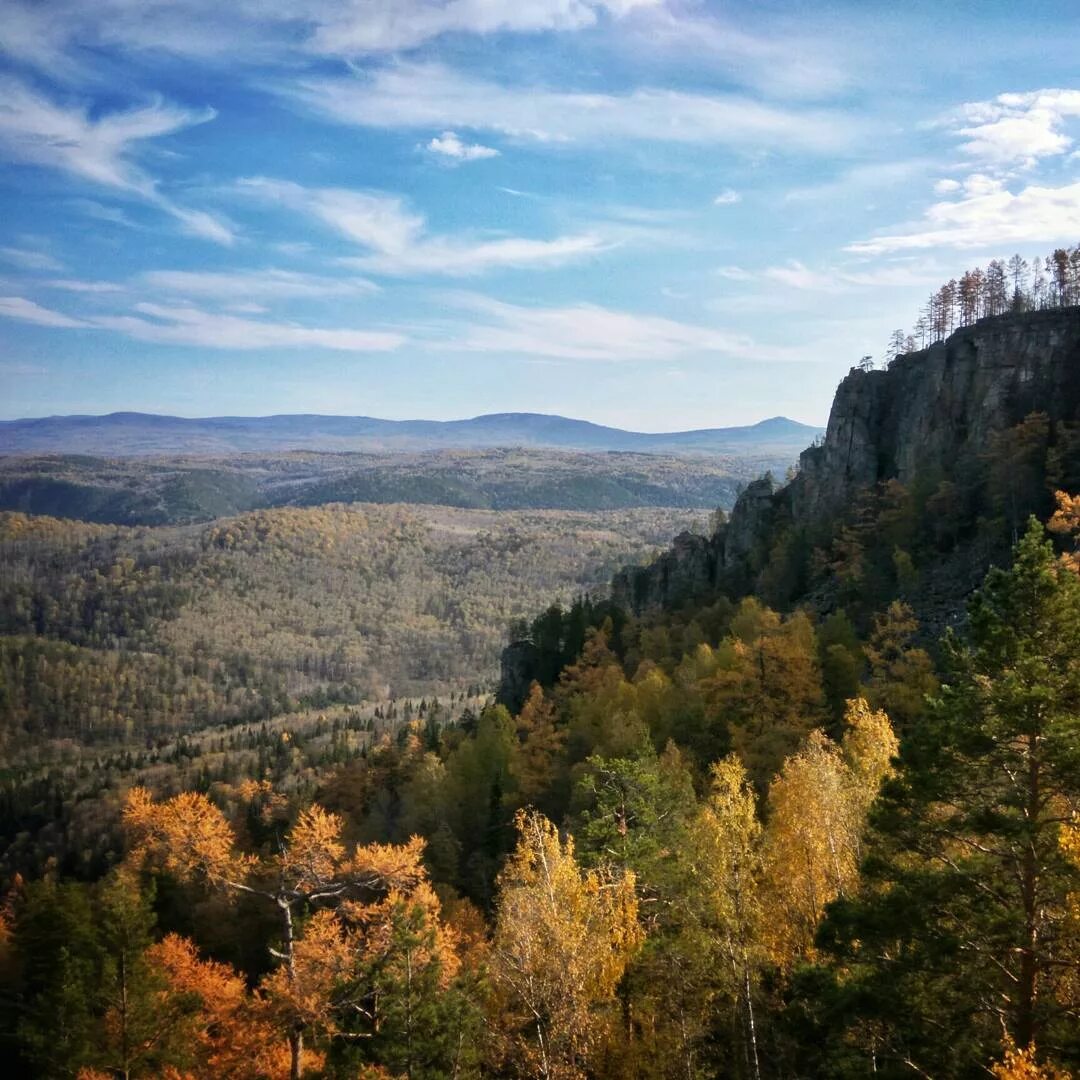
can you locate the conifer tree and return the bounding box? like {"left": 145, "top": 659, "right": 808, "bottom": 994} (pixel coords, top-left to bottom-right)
{"left": 800, "top": 520, "right": 1080, "bottom": 1076}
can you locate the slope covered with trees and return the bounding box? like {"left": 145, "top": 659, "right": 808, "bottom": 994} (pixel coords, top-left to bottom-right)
{"left": 3, "top": 515, "right": 1078, "bottom": 1077}
{"left": 0, "top": 448, "right": 779, "bottom": 526}
{"left": 0, "top": 503, "right": 699, "bottom": 882}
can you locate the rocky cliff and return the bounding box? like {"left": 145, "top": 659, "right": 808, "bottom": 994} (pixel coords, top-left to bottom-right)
{"left": 614, "top": 307, "right": 1080, "bottom": 614}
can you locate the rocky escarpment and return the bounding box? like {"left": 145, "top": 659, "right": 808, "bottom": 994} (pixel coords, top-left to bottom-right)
{"left": 614, "top": 307, "right": 1080, "bottom": 614}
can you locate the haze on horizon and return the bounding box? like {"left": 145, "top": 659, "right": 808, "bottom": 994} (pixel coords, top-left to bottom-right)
{"left": 0, "top": 0, "right": 1078, "bottom": 430}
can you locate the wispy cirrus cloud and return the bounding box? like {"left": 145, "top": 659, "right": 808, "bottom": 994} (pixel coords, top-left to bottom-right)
{"left": 287, "top": 63, "right": 857, "bottom": 153}
{"left": 0, "top": 246, "right": 66, "bottom": 271}
{"left": 303, "top": 0, "right": 660, "bottom": 56}
{"left": 0, "top": 0, "right": 661, "bottom": 73}
{"left": 237, "top": 178, "right": 606, "bottom": 276}
{"left": 0, "top": 295, "right": 404, "bottom": 352}
{"left": 0, "top": 76, "right": 233, "bottom": 244}
{"left": 760, "top": 259, "right": 944, "bottom": 292}
{"left": 140, "top": 268, "right": 379, "bottom": 301}
{"left": 44, "top": 279, "right": 126, "bottom": 293}
{"left": 446, "top": 294, "right": 790, "bottom": 362}
{"left": 613, "top": 6, "right": 854, "bottom": 100}
{"left": 0, "top": 296, "right": 87, "bottom": 328}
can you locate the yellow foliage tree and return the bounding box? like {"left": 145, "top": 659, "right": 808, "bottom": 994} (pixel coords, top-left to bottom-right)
{"left": 490, "top": 809, "right": 642, "bottom": 1079}
{"left": 1048, "top": 490, "right": 1080, "bottom": 573}
{"left": 991, "top": 1040, "right": 1073, "bottom": 1079}
{"left": 762, "top": 699, "right": 897, "bottom": 970}
{"left": 687, "top": 755, "right": 765, "bottom": 1080}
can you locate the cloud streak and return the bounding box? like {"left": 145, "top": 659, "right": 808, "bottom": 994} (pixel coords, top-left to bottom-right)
{"left": 0, "top": 296, "right": 88, "bottom": 328}
{"left": 141, "top": 268, "right": 379, "bottom": 301}
{"left": 0, "top": 246, "right": 65, "bottom": 271}
{"left": 0, "top": 295, "right": 404, "bottom": 352}
{"left": 303, "top": 0, "right": 660, "bottom": 56}
{"left": 288, "top": 63, "right": 856, "bottom": 153}
{"left": 0, "top": 76, "right": 233, "bottom": 244}
{"left": 237, "top": 177, "right": 606, "bottom": 276}
{"left": 447, "top": 294, "right": 790, "bottom": 362}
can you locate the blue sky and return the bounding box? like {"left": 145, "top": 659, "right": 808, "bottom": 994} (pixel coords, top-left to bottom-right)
{"left": 1, "top": 0, "right": 1078, "bottom": 430}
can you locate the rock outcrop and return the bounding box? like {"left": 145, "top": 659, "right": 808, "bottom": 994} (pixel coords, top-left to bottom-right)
{"left": 612, "top": 529, "right": 723, "bottom": 612}
{"left": 789, "top": 308, "right": 1080, "bottom": 524}
{"left": 615, "top": 307, "right": 1080, "bottom": 614}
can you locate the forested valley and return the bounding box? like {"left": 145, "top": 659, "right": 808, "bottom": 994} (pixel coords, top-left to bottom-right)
{"left": 0, "top": 502, "right": 699, "bottom": 882}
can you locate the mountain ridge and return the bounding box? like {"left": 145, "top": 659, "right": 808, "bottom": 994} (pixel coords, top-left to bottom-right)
{"left": 0, "top": 410, "right": 822, "bottom": 456}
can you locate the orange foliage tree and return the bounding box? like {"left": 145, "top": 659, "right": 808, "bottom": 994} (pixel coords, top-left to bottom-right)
{"left": 123, "top": 787, "right": 444, "bottom": 1079}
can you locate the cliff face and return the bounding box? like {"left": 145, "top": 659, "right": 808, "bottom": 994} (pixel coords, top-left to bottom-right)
{"left": 790, "top": 309, "right": 1080, "bottom": 524}
{"left": 611, "top": 530, "right": 723, "bottom": 612}
{"left": 617, "top": 308, "right": 1080, "bottom": 614}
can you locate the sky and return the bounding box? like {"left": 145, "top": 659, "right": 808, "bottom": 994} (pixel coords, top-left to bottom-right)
{"left": 0, "top": 1, "right": 1079, "bottom": 430}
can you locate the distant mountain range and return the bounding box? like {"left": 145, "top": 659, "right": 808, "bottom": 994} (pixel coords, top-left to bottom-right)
{"left": 0, "top": 411, "right": 822, "bottom": 457}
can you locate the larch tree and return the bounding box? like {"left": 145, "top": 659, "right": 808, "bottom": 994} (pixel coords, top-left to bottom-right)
{"left": 123, "top": 788, "right": 434, "bottom": 1080}
{"left": 510, "top": 681, "right": 568, "bottom": 820}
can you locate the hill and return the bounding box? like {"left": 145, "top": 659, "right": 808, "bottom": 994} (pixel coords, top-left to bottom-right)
{"left": 0, "top": 410, "right": 821, "bottom": 456}
{"left": 0, "top": 447, "right": 790, "bottom": 526}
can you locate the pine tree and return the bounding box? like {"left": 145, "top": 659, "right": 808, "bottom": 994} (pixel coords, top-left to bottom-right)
{"left": 798, "top": 521, "right": 1080, "bottom": 1076}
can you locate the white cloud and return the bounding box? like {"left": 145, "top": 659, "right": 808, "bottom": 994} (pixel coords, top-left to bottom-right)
{"left": 0, "top": 295, "right": 405, "bottom": 351}
{"left": 288, "top": 63, "right": 855, "bottom": 153}
{"left": 713, "top": 189, "right": 741, "bottom": 206}
{"left": 426, "top": 131, "right": 499, "bottom": 162}
{"left": 0, "top": 246, "right": 65, "bottom": 271}
{"left": 0, "top": 76, "right": 234, "bottom": 244}
{"left": 946, "top": 88, "right": 1080, "bottom": 170}
{"left": 0, "top": 296, "right": 87, "bottom": 327}
{"left": 933, "top": 178, "right": 962, "bottom": 194}
{"left": 714, "top": 265, "right": 754, "bottom": 281}
{"left": 448, "top": 294, "right": 788, "bottom": 362}
{"left": 237, "top": 177, "right": 606, "bottom": 276}
{"left": 45, "top": 279, "right": 125, "bottom": 292}
{"left": 239, "top": 178, "right": 424, "bottom": 252}
{"left": 303, "top": 0, "right": 660, "bottom": 56}
{"left": 762, "top": 261, "right": 825, "bottom": 291}
{"left": 847, "top": 178, "right": 1080, "bottom": 255}
{"left": 613, "top": 6, "right": 852, "bottom": 101}
{"left": 141, "top": 268, "right": 379, "bottom": 300}
{"left": 0, "top": 0, "right": 661, "bottom": 71}
{"left": 344, "top": 235, "right": 605, "bottom": 276}
{"left": 94, "top": 303, "right": 404, "bottom": 351}
{"left": 760, "top": 259, "right": 943, "bottom": 292}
